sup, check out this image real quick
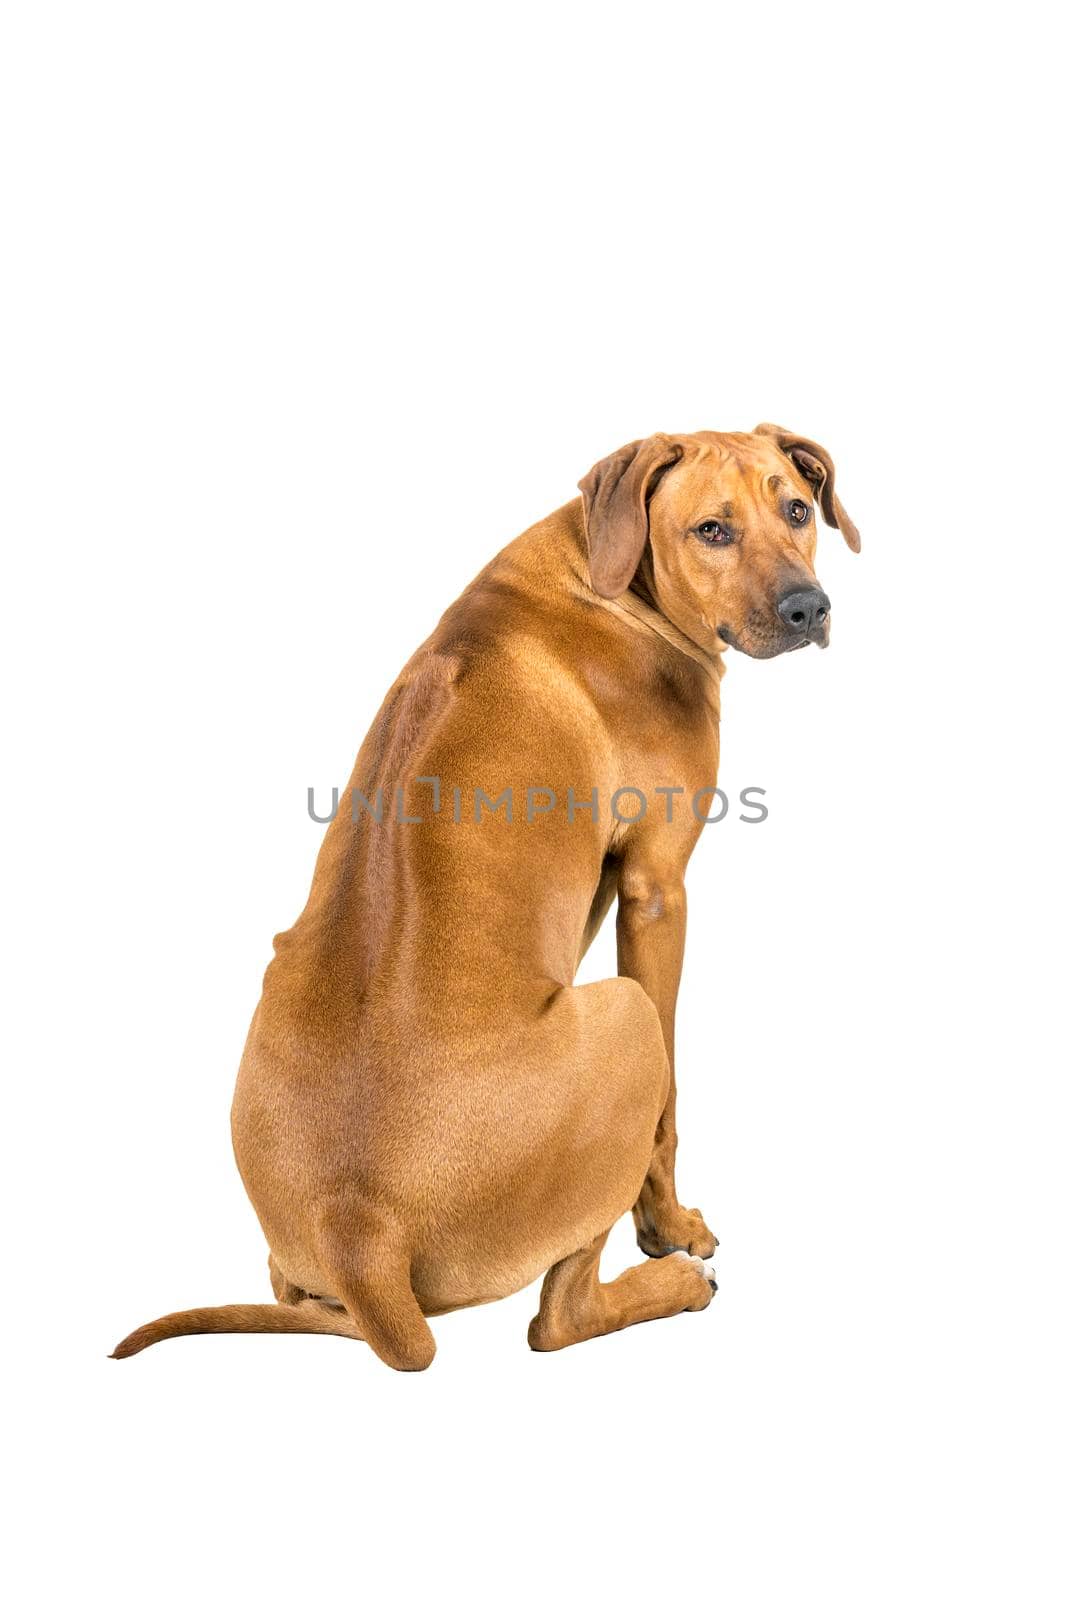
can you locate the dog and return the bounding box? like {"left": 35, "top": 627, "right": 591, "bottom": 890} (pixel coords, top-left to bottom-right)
{"left": 113, "top": 423, "right": 860, "bottom": 1369}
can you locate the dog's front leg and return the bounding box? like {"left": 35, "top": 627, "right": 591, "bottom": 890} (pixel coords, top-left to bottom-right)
{"left": 616, "top": 857, "right": 718, "bottom": 1260}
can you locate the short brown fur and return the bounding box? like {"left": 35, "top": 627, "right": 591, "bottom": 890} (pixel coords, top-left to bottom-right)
{"left": 114, "top": 425, "right": 859, "bottom": 1369}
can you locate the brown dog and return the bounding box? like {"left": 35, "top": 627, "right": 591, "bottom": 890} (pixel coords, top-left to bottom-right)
{"left": 114, "top": 424, "right": 860, "bottom": 1369}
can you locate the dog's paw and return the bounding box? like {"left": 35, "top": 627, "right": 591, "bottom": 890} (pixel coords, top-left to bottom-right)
{"left": 637, "top": 1205, "right": 719, "bottom": 1261}
{"left": 667, "top": 1250, "right": 717, "bottom": 1311}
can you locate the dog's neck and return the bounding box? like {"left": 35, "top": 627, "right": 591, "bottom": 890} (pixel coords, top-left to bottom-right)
{"left": 504, "top": 500, "right": 725, "bottom": 688}
{"left": 619, "top": 563, "right": 726, "bottom": 680}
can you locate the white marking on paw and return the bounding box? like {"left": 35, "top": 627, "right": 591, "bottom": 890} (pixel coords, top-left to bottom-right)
{"left": 684, "top": 1252, "right": 716, "bottom": 1282}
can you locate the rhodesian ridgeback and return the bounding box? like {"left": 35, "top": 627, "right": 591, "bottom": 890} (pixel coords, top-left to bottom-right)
{"left": 114, "top": 424, "right": 860, "bottom": 1369}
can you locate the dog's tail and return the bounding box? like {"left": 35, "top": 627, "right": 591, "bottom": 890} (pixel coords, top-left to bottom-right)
{"left": 110, "top": 1298, "right": 357, "bottom": 1359}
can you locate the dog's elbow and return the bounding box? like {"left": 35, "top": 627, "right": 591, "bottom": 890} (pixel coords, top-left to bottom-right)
{"left": 617, "top": 867, "right": 685, "bottom": 923}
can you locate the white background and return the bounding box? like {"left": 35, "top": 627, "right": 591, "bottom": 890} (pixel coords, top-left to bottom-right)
{"left": 3, "top": 3, "right": 1063, "bottom": 1596}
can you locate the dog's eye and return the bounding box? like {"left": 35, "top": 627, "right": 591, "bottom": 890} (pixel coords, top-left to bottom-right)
{"left": 695, "top": 520, "right": 731, "bottom": 545}
{"left": 788, "top": 500, "right": 810, "bottom": 525}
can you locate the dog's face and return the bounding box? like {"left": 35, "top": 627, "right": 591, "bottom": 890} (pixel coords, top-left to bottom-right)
{"left": 580, "top": 426, "right": 860, "bottom": 659}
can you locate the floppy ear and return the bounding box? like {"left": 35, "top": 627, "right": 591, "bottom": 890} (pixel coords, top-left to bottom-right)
{"left": 754, "top": 422, "right": 861, "bottom": 552}
{"left": 578, "top": 434, "right": 683, "bottom": 598}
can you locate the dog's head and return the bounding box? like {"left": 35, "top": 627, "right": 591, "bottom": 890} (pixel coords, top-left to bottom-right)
{"left": 579, "top": 425, "right": 860, "bottom": 658}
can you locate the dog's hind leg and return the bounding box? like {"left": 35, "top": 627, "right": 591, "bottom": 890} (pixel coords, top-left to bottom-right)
{"left": 314, "top": 1213, "right": 437, "bottom": 1373}
{"left": 268, "top": 1253, "right": 307, "bottom": 1305}
{"left": 528, "top": 1230, "right": 715, "bottom": 1353}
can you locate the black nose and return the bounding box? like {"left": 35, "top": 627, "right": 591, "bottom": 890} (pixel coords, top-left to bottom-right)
{"left": 777, "top": 587, "right": 831, "bottom": 635}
